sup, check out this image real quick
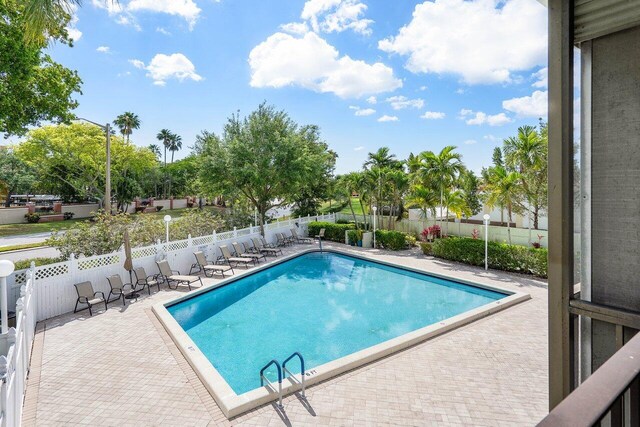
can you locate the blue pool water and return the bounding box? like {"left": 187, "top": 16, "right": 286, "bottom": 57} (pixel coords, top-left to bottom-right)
{"left": 167, "top": 251, "right": 506, "bottom": 395}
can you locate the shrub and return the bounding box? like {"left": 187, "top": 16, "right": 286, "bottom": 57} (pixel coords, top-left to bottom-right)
{"left": 155, "top": 206, "right": 163, "bottom": 212}
{"left": 375, "top": 230, "right": 415, "bottom": 250}
{"left": 335, "top": 219, "right": 350, "bottom": 224}
{"left": 420, "top": 242, "right": 433, "bottom": 255}
{"left": 63, "top": 212, "right": 74, "bottom": 220}
{"left": 431, "top": 237, "right": 547, "bottom": 278}
{"left": 347, "top": 230, "right": 359, "bottom": 245}
{"left": 308, "top": 221, "right": 355, "bottom": 242}
{"left": 135, "top": 206, "right": 145, "bottom": 213}
{"left": 14, "top": 257, "right": 64, "bottom": 270}
{"left": 25, "top": 213, "right": 41, "bottom": 223}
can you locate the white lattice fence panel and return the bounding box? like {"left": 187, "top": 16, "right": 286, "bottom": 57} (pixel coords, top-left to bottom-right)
{"left": 192, "top": 235, "right": 214, "bottom": 246}
{"left": 78, "top": 254, "right": 119, "bottom": 271}
{"left": 132, "top": 245, "right": 157, "bottom": 259}
{"left": 217, "top": 231, "right": 234, "bottom": 240}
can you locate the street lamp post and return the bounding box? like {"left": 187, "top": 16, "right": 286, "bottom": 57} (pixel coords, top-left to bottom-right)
{"left": 164, "top": 215, "right": 172, "bottom": 243}
{"left": 0, "top": 260, "right": 15, "bottom": 334}
{"left": 483, "top": 214, "right": 490, "bottom": 271}
{"left": 372, "top": 206, "right": 377, "bottom": 248}
{"left": 78, "top": 118, "right": 111, "bottom": 212}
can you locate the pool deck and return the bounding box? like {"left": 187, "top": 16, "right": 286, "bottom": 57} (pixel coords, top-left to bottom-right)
{"left": 22, "top": 243, "right": 549, "bottom": 426}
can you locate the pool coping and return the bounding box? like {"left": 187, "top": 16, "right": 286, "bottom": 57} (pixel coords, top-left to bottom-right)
{"left": 152, "top": 248, "right": 531, "bottom": 419}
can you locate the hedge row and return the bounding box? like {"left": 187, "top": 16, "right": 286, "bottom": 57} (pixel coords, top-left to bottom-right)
{"left": 308, "top": 221, "right": 355, "bottom": 242}
{"left": 422, "top": 237, "right": 547, "bottom": 278}
{"left": 374, "top": 230, "right": 416, "bottom": 251}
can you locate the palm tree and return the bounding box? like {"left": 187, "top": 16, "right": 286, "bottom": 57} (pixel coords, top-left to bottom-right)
{"left": 417, "top": 146, "right": 464, "bottom": 231}
{"left": 168, "top": 133, "right": 183, "bottom": 163}
{"left": 503, "top": 125, "right": 547, "bottom": 230}
{"left": 484, "top": 166, "right": 522, "bottom": 244}
{"left": 385, "top": 169, "right": 409, "bottom": 229}
{"left": 156, "top": 129, "right": 172, "bottom": 168}
{"left": 113, "top": 112, "right": 141, "bottom": 143}
{"left": 335, "top": 173, "right": 361, "bottom": 227}
{"left": 156, "top": 129, "right": 172, "bottom": 198}
{"left": 23, "top": 0, "right": 81, "bottom": 43}
{"left": 442, "top": 189, "right": 469, "bottom": 236}
{"left": 148, "top": 144, "right": 161, "bottom": 158}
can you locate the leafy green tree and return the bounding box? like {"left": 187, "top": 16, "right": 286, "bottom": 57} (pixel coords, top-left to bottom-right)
{"left": 16, "top": 123, "right": 156, "bottom": 205}
{"left": 148, "top": 144, "right": 161, "bottom": 158}
{"left": 459, "top": 169, "right": 482, "bottom": 216}
{"left": 385, "top": 168, "right": 409, "bottom": 229}
{"left": 334, "top": 173, "right": 361, "bottom": 227}
{"left": 165, "top": 156, "right": 202, "bottom": 197}
{"left": 113, "top": 112, "right": 141, "bottom": 143}
{"left": 0, "top": 147, "right": 36, "bottom": 207}
{"left": 198, "top": 103, "right": 335, "bottom": 234}
{"left": 0, "top": 0, "right": 82, "bottom": 136}
{"left": 406, "top": 184, "right": 439, "bottom": 224}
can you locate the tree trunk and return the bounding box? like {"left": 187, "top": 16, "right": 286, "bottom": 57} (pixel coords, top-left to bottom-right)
{"left": 507, "top": 205, "right": 512, "bottom": 245}
{"left": 534, "top": 205, "right": 539, "bottom": 230}
{"left": 348, "top": 199, "right": 358, "bottom": 229}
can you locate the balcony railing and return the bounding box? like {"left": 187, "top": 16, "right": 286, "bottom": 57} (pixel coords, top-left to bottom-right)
{"left": 539, "top": 320, "right": 640, "bottom": 426}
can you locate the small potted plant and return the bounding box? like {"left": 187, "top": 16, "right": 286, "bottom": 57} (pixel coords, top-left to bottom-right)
{"left": 532, "top": 234, "right": 544, "bottom": 249}
{"left": 356, "top": 229, "right": 364, "bottom": 247}
{"left": 347, "top": 230, "right": 358, "bottom": 246}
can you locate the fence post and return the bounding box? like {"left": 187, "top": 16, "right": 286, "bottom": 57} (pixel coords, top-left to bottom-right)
{"left": 188, "top": 234, "right": 193, "bottom": 247}
{"left": 0, "top": 354, "right": 7, "bottom": 425}
{"left": 233, "top": 227, "right": 237, "bottom": 238}
{"left": 69, "top": 253, "right": 77, "bottom": 277}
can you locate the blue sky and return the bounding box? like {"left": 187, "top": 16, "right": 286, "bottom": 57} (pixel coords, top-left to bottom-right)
{"left": 45, "top": 0, "right": 549, "bottom": 174}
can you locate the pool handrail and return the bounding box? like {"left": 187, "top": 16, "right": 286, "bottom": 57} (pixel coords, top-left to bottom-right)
{"left": 259, "top": 359, "right": 283, "bottom": 409}
{"left": 282, "top": 352, "right": 306, "bottom": 399}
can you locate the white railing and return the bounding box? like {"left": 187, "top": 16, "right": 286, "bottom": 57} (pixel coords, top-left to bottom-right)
{"left": 8, "top": 214, "right": 335, "bottom": 322}
{"left": 0, "top": 264, "right": 37, "bottom": 427}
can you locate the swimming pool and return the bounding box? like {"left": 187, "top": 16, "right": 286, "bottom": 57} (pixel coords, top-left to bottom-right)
{"left": 154, "top": 249, "right": 529, "bottom": 417}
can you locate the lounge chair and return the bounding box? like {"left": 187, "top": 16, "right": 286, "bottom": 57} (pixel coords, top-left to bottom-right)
{"left": 261, "top": 236, "right": 279, "bottom": 249}
{"left": 291, "top": 228, "right": 313, "bottom": 244}
{"left": 156, "top": 259, "right": 203, "bottom": 291}
{"left": 233, "top": 242, "right": 266, "bottom": 263}
{"left": 132, "top": 267, "right": 161, "bottom": 294}
{"left": 190, "top": 251, "right": 234, "bottom": 277}
{"left": 73, "top": 281, "right": 107, "bottom": 316}
{"left": 282, "top": 231, "right": 295, "bottom": 245}
{"left": 252, "top": 237, "right": 282, "bottom": 256}
{"left": 220, "top": 245, "right": 255, "bottom": 268}
{"left": 107, "top": 274, "right": 138, "bottom": 305}
{"left": 276, "top": 232, "right": 290, "bottom": 247}
{"left": 315, "top": 228, "right": 326, "bottom": 240}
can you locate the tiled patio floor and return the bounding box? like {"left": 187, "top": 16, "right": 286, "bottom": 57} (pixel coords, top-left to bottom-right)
{"left": 23, "top": 244, "right": 549, "bottom": 426}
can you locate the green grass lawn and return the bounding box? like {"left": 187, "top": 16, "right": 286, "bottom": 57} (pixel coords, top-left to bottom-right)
{"left": 0, "top": 206, "right": 225, "bottom": 238}
{"left": 319, "top": 198, "right": 367, "bottom": 216}
{"left": 0, "top": 242, "right": 47, "bottom": 252}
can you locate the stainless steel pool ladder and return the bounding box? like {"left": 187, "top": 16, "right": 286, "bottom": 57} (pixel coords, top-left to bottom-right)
{"left": 259, "top": 352, "right": 306, "bottom": 410}
{"left": 260, "top": 359, "right": 284, "bottom": 410}
{"left": 283, "top": 352, "right": 306, "bottom": 399}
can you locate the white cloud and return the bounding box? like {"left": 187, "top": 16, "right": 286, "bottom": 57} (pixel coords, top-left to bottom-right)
{"left": 115, "top": 15, "right": 142, "bottom": 31}
{"left": 502, "top": 90, "right": 548, "bottom": 118}
{"left": 156, "top": 27, "right": 172, "bottom": 36}
{"left": 532, "top": 67, "right": 548, "bottom": 88}
{"left": 378, "top": 115, "right": 399, "bottom": 122}
{"left": 354, "top": 146, "right": 364, "bottom": 151}
{"left": 378, "top": 0, "right": 547, "bottom": 84}
{"left": 280, "top": 22, "right": 310, "bottom": 35}
{"left": 366, "top": 96, "right": 377, "bottom": 104}
{"left": 65, "top": 3, "right": 82, "bottom": 41}
{"left": 130, "top": 53, "right": 202, "bottom": 86}
{"left": 96, "top": 46, "right": 110, "bottom": 53}
{"left": 91, "top": 0, "right": 124, "bottom": 14}
{"left": 301, "top": 0, "right": 373, "bottom": 35}
{"left": 128, "top": 0, "right": 201, "bottom": 29}
{"left": 249, "top": 32, "right": 401, "bottom": 98}
{"left": 455, "top": 88, "right": 466, "bottom": 94}
{"left": 355, "top": 108, "right": 376, "bottom": 116}
{"left": 464, "top": 139, "right": 477, "bottom": 145}
{"left": 386, "top": 95, "right": 424, "bottom": 110}
{"left": 419, "top": 85, "right": 428, "bottom": 91}
{"left": 460, "top": 109, "right": 512, "bottom": 126}
{"left": 483, "top": 134, "right": 499, "bottom": 142}
{"left": 421, "top": 111, "right": 445, "bottom": 119}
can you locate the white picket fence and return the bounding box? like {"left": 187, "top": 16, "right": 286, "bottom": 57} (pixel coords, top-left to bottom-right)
{"left": 0, "top": 265, "right": 37, "bottom": 427}
{"left": 8, "top": 213, "right": 335, "bottom": 323}
{"left": 336, "top": 213, "right": 549, "bottom": 247}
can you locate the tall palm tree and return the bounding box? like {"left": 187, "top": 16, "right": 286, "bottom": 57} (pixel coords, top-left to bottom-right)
{"left": 148, "top": 144, "right": 161, "bottom": 158}
{"left": 407, "top": 184, "right": 439, "bottom": 224}
{"left": 156, "top": 129, "right": 172, "bottom": 168}
{"left": 418, "top": 146, "right": 464, "bottom": 231}
{"left": 335, "top": 173, "right": 361, "bottom": 227}
{"left": 168, "top": 133, "right": 183, "bottom": 163}
{"left": 484, "top": 166, "right": 522, "bottom": 244}
{"left": 502, "top": 125, "right": 547, "bottom": 230}
{"left": 442, "top": 189, "right": 469, "bottom": 236}
{"left": 385, "top": 169, "right": 409, "bottom": 229}
{"left": 156, "top": 129, "right": 172, "bottom": 198}
{"left": 113, "top": 112, "right": 141, "bottom": 143}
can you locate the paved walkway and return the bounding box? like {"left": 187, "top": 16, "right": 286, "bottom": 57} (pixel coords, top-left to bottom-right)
{"left": 23, "top": 244, "right": 549, "bottom": 426}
